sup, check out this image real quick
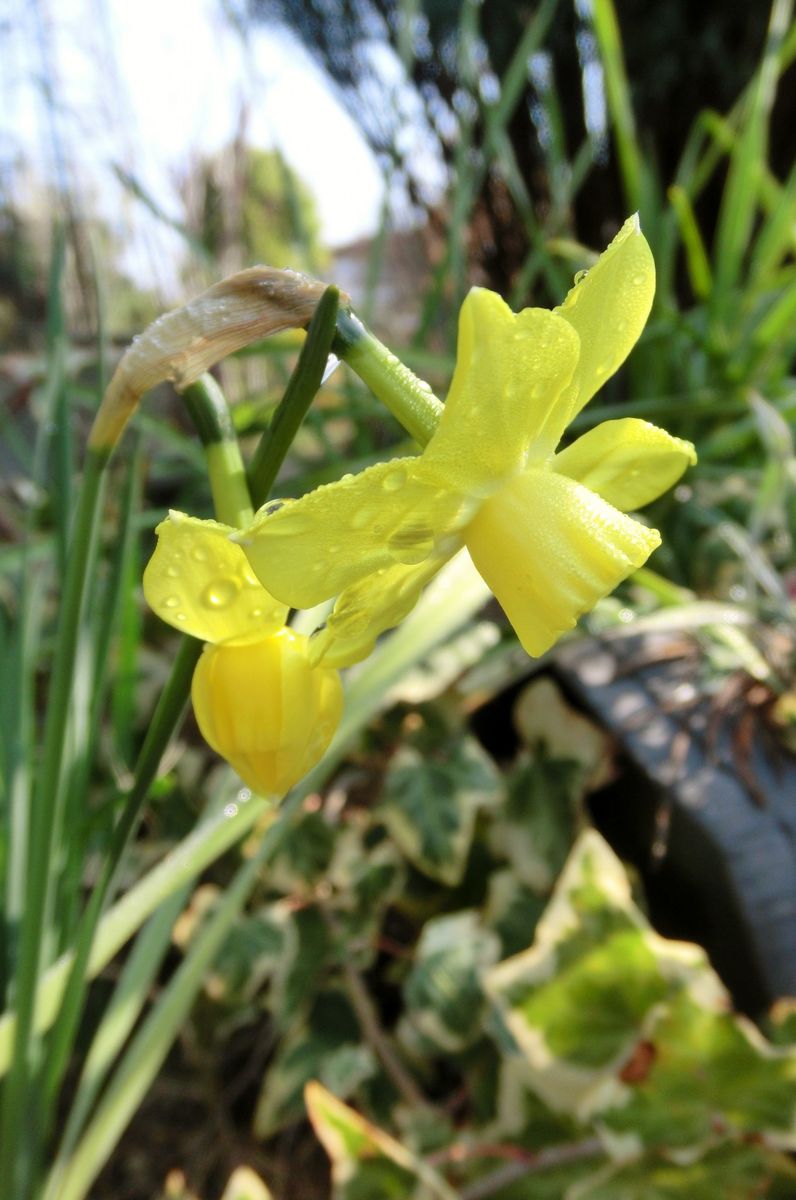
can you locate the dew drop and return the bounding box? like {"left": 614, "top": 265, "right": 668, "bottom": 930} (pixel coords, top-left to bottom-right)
{"left": 201, "top": 578, "right": 239, "bottom": 609}
{"left": 250, "top": 607, "right": 264, "bottom": 618}
{"left": 163, "top": 595, "right": 180, "bottom": 608}
{"left": 261, "top": 512, "right": 313, "bottom": 536}
{"left": 176, "top": 613, "right": 187, "bottom": 622}
{"left": 351, "top": 506, "right": 375, "bottom": 530}
{"left": 238, "top": 787, "right": 252, "bottom": 803}
{"left": 631, "top": 272, "right": 647, "bottom": 286}
{"left": 574, "top": 268, "right": 589, "bottom": 285}
{"left": 191, "top": 544, "right": 209, "bottom": 563}
{"left": 165, "top": 565, "right": 179, "bottom": 579}
{"left": 382, "top": 466, "right": 408, "bottom": 492}
{"left": 224, "top": 802, "right": 238, "bottom": 818}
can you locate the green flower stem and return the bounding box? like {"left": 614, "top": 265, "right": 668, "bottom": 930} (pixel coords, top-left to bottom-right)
{"left": 248, "top": 285, "right": 340, "bottom": 506}
{"left": 0, "top": 444, "right": 108, "bottom": 1195}
{"left": 333, "top": 308, "right": 442, "bottom": 447}
{"left": 182, "top": 375, "right": 253, "bottom": 526}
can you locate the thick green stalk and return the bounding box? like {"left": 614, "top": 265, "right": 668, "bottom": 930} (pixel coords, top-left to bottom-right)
{"left": 248, "top": 286, "right": 340, "bottom": 505}
{"left": 333, "top": 309, "right": 442, "bottom": 447}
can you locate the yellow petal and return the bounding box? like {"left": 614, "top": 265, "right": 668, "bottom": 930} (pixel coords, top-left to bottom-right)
{"left": 554, "top": 418, "right": 696, "bottom": 511}
{"left": 238, "top": 460, "right": 471, "bottom": 610}
{"left": 191, "top": 629, "right": 344, "bottom": 796}
{"left": 143, "top": 511, "right": 287, "bottom": 644}
{"left": 423, "top": 289, "right": 580, "bottom": 491}
{"left": 308, "top": 553, "right": 456, "bottom": 668}
{"left": 465, "top": 468, "right": 661, "bottom": 657}
{"left": 536, "top": 215, "right": 656, "bottom": 452}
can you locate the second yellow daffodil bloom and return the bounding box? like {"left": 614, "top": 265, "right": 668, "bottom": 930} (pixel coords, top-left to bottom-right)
{"left": 238, "top": 216, "right": 696, "bottom": 665}
{"left": 143, "top": 513, "right": 344, "bottom": 795}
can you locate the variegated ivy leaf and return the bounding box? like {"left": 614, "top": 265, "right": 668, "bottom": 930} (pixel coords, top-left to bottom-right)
{"left": 205, "top": 903, "right": 292, "bottom": 1007}
{"left": 484, "top": 831, "right": 718, "bottom": 1119}
{"left": 483, "top": 868, "right": 547, "bottom": 958}
{"left": 380, "top": 733, "right": 502, "bottom": 885}
{"left": 269, "top": 905, "right": 328, "bottom": 1023}
{"left": 512, "top": 677, "right": 612, "bottom": 790}
{"left": 565, "top": 1143, "right": 796, "bottom": 1200}
{"left": 488, "top": 752, "right": 584, "bottom": 893}
{"left": 253, "top": 990, "right": 377, "bottom": 1138}
{"left": 599, "top": 989, "right": 796, "bottom": 1156}
{"left": 484, "top": 830, "right": 796, "bottom": 1160}
{"left": 401, "top": 911, "right": 501, "bottom": 1053}
{"left": 266, "top": 810, "right": 337, "bottom": 892}
{"left": 219, "top": 1166, "right": 274, "bottom": 1200}
{"left": 305, "top": 1081, "right": 458, "bottom": 1200}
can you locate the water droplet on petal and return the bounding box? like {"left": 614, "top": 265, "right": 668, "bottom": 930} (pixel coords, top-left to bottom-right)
{"left": 165, "top": 565, "right": 179, "bottom": 578}
{"left": 351, "top": 506, "right": 375, "bottom": 530}
{"left": 250, "top": 607, "right": 264, "bottom": 618}
{"left": 176, "top": 613, "right": 187, "bottom": 622}
{"left": 201, "top": 579, "right": 239, "bottom": 609}
{"left": 631, "top": 272, "right": 647, "bottom": 286}
{"left": 382, "top": 466, "right": 408, "bottom": 492}
{"left": 191, "top": 544, "right": 209, "bottom": 563}
{"left": 224, "top": 802, "right": 238, "bottom": 818}
{"left": 574, "top": 268, "right": 589, "bottom": 285}
{"left": 163, "top": 595, "right": 180, "bottom": 608}
{"left": 261, "top": 512, "right": 313, "bottom": 536}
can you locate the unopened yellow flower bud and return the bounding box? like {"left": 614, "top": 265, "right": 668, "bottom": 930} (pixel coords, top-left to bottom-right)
{"left": 191, "top": 628, "right": 344, "bottom": 796}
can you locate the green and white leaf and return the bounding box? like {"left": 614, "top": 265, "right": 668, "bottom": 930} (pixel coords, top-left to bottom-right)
{"left": 380, "top": 733, "right": 502, "bottom": 885}
{"left": 253, "top": 990, "right": 376, "bottom": 1138}
{"left": 485, "top": 829, "right": 796, "bottom": 1160}
{"left": 484, "top": 830, "right": 724, "bottom": 1121}
{"left": 306, "top": 1081, "right": 458, "bottom": 1200}
{"left": 566, "top": 1143, "right": 796, "bottom": 1199}
{"left": 489, "top": 752, "right": 585, "bottom": 893}
{"left": 401, "top": 911, "right": 501, "bottom": 1052}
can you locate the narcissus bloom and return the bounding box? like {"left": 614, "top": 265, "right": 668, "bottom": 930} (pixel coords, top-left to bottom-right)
{"left": 143, "top": 514, "right": 344, "bottom": 795}
{"left": 239, "top": 216, "right": 696, "bottom": 665}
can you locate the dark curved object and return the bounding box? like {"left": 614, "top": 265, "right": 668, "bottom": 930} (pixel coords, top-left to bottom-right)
{"left": 554, "top": 630, "right": 796, "bottom": 1017}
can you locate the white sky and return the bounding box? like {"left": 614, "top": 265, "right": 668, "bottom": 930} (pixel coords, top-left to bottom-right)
{"left": 1, "top": 0, "right": 387, "bottom": 294}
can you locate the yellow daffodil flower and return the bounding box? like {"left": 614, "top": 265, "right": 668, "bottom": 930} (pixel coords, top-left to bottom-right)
{"left": 143, "top": 513, "right": 344, "bottom": 795}
{"left": 237, "top": 216, "right": 695, "bottom": 666}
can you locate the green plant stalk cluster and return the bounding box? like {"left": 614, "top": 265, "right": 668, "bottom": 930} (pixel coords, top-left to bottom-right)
{"left": 0, "top": 280, "right": 451, "bottom": 1197}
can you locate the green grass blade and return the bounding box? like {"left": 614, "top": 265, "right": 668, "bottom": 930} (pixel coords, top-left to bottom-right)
{"left": 590, "top": 0, "right": 645, "bottom": 212}
{"left": 43, "top": 885, "right": 190, "bottom": 1192}
{"left": 49, "top": 840, "right": 272, "bottom": 1200}
{"left": 710, "top": 0, "right": 794, "bottom": 321}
